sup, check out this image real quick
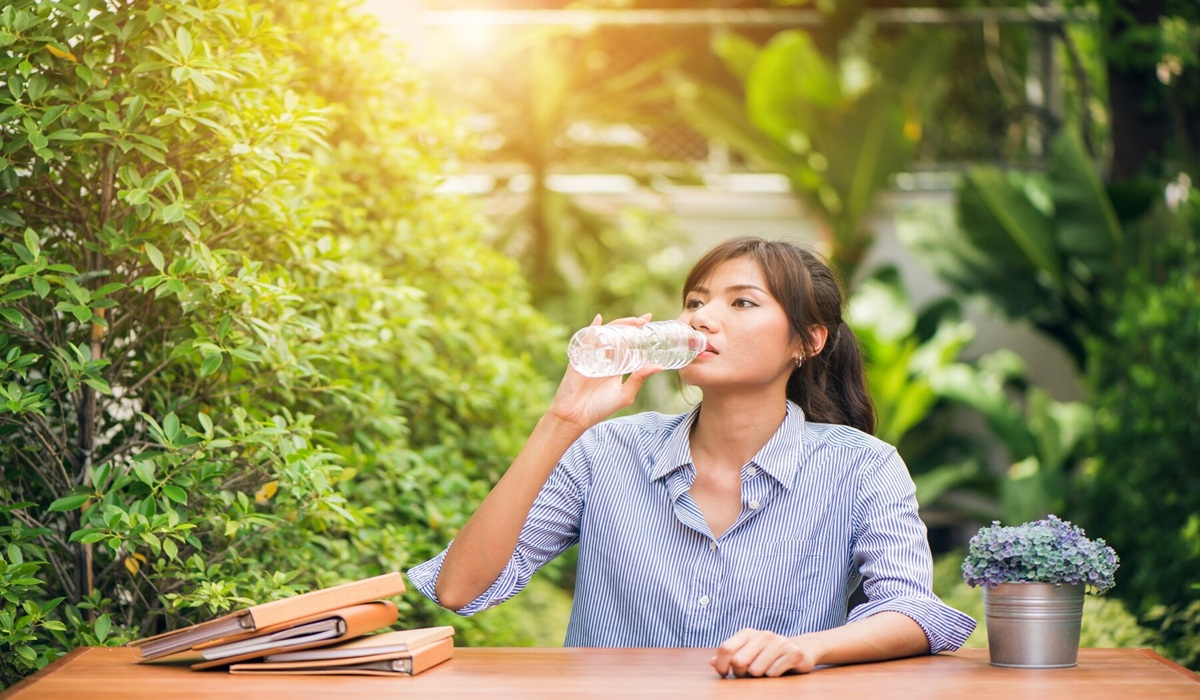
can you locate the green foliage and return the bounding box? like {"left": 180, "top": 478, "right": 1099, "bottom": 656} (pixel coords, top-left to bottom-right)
{"left": 902, "top": 127, "right": 1158, "bottom": 369}
{"left": 1081, "top": 193, "right": 1200, "bottom": 667}
{"left": 423, "top": 24, "right": 691, "bottom": 330}
{"left": 0, "top": 0, "right": 558, "bottom": 687}
{"left": 930, "top": 350, "right": 1093, "bottom": 525}
{"left": 676, "top": 26, "right": 949, "bottom": 279}
{"left": 847, "top": 266, "right": 990, "bottom": 516}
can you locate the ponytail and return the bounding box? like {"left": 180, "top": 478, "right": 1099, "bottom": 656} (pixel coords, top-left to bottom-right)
{"left": 786, "top": 321, "right": 876, "bottom": 435}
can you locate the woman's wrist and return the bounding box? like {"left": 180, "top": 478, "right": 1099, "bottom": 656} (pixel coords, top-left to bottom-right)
{"left": 536, "top": 411, "right": 591, "bottom": 444}
{"left": 789, "top": 631, "right": 830, "bottom": 668}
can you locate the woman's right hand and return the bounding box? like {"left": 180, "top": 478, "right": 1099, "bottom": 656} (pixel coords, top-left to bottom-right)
{"left": 546, "top": 314, "right": 662, "bottom": 431}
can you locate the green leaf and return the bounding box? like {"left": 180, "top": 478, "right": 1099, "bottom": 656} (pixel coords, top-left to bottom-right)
{"left": 711, "top": 31, "right": 760, "bottom": 83}
{"left": 162, "top": 484, "right": 188, "bottom": 505}
{"left": 133, "top": 460, "right": 156, "bottom": 485}
{"left": 163, "top": 412, "right": 179, "bottom": 442}
{"left": 70, "top": 304, "right": 92, "bottom": 322}
{"left": 747, "top": 30, "right": 840, "bottom": 143}
{"left": 82, "top": 377, "right": 112, "bottom": 394}
{"left": 1049, "top": 127, "right": 1124, "bottom": 262}
{"left": 31, "top": 275, "right": 50, "bottom": 298}
{"left": 93, "top": 282, "right": 125, "bottom": 298}
{"left": 199, "top": 352, "right": 222, "bottom": 377}
{"left": 160, "top": 202, "right": 185, "bottom": 223}
{"left": 0, "top": 207, "right": 24, "bottom": 228}
{"left": 48, "top": 494, "right": 90, "bottom": 512}
{"left": 959, "top": 168, "right": 1062, "bottom": 283}
{"left": 144, "top": 242, "right": 165, "bottom": 271}
{"left": 94, "top": 613, "right": 111, "bottom": 642}
{"left": 22, "top": 229, "right": 39, "bottom": 257}
{"left": 176, "top": 27, "right": 193, "bottom": 58}
{"left": 0, "top": 308, "right": 22, "bottom": 326}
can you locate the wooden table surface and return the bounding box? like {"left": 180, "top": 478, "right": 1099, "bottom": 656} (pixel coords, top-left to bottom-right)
{"left": 4, "top": 646, "right": 1197, "bottom": 699}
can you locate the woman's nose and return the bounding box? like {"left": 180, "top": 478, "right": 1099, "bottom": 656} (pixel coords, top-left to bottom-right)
{"left": 687, "top": 304, "right": 717, "bottom": 332}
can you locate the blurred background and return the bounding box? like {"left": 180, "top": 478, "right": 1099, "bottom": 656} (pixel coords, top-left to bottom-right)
{"left": 0, "top": 0, "right": 1196, "bottom": 685}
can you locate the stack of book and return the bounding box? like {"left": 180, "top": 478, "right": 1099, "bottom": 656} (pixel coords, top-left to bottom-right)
{"left": 128, "top": 572, "right": 454, "bottom": 676}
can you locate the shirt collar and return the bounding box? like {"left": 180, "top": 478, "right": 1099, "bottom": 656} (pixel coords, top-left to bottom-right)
{"left": 649, "top": 405, "right": 700, "bottom": 482}
{"left": 753, "top": 400, "right": 805, "bottom": 490}
{"left": 648, "top": 400, "right": 807, "bottom": 490}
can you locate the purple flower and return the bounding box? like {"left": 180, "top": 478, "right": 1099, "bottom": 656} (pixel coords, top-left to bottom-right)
{"left": 961, "top": 514, "right": 1120, "bottom": 593}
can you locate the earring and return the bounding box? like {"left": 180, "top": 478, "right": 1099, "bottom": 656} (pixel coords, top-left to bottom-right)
{"left": 795, "top": 355, "right": 804, "bottom": 368}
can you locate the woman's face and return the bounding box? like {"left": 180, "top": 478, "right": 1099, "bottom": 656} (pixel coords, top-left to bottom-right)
{"left": 677, "top": 257, "right": 801, "bottom": 394}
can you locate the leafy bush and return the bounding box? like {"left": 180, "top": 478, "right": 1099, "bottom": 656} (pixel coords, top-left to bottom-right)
{"left": 0, "top": 0, "right": 558, "bottom": 687}
{"left": 1082, "top": 192, "right": 1200, "bottom": 667}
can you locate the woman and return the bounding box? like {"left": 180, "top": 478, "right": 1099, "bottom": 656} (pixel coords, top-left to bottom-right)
{"left": 408, "top": 237, "right": 975, "bottom": 677}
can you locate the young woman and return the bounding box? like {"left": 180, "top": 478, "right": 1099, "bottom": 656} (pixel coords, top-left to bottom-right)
{"left": 408, "top": 237, "right": 975, "bottom": 677}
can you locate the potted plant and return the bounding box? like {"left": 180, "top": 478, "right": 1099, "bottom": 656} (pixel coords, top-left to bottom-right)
{"left": 962, "top": 515, "right": 1120, "bottom": 668}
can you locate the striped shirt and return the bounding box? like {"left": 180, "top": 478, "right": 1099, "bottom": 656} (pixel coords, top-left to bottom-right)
{"left": 408, "top": 401, "right": 976, "bottom": 651}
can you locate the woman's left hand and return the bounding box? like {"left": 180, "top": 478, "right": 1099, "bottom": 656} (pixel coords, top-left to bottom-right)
{"left": 710, "top": 628, "right": 821, "bottom": 678}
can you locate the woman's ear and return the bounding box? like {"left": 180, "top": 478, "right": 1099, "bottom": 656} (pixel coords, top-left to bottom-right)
{"left": 808, "top": 325, "right": 829, "bottom": 356}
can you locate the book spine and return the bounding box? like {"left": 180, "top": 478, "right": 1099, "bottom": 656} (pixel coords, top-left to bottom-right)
{"left": 247, "top": 573, "right": 405, "bottom": 629}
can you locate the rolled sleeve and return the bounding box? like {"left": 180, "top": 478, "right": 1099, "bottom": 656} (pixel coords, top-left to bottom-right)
{"left": 406, "top": 436, "right": 593, "bottom": 616}
{"left": 848, "top": 448, "right": 976, "bottom": 653}
{"left": 407, "top": 546, "right": 531, "bottom": 616}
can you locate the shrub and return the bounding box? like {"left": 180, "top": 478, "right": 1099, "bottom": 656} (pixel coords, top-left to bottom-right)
{"left": 1082, "top": 192, "right": 1200, "bottom": 667}
{"left": 0, "top": 0, "right": 557, "bottom": 687}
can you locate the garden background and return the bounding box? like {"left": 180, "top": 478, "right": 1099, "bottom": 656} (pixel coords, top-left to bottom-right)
{"left": 0, "top": 0, "right": 1196, "bottom": 687}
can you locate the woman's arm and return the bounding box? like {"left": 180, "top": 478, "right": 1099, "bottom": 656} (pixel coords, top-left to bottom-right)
{"left": 710, "top": 612, "right": 929, "bottom": 677}
{"left": 433, "top": 413, "right": 586, "bottom": 610}
{"left": 434, "top": 315, "right": 659, "bottom": 611}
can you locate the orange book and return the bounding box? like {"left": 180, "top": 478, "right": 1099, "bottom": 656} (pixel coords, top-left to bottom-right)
{"left": 228, "top": 634, "right": 454, "bottom": 676}
{"left": 129, "top": 572, "right": 406, "bottom": 661}
{"left": 190, "top": 600, "right": 399, "bottom": 670}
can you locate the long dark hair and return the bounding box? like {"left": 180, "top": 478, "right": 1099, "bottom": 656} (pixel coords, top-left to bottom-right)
{"left": 681, "top": 236, "right": 876, "bottom": 435}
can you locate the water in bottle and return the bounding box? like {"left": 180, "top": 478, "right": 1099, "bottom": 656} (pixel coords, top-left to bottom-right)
{"left": 567, "top": 320, "right": 706, "bottom": 377}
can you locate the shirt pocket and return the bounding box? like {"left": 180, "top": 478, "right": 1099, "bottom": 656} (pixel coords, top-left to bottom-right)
{"left": 745, "top": 539, "right": 821, "bottom": 611}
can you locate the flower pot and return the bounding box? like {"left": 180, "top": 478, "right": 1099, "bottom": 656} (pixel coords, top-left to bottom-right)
{"left": 983, "top": 582, "right": 1084, "bottom": 668}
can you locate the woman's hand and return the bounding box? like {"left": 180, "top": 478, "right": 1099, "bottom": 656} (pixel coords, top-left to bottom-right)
{"left": 710, "top": 628, "right": 822, "bottom": 678}
{"left": 546, "top": 314, "right": 661, "bottom": 431}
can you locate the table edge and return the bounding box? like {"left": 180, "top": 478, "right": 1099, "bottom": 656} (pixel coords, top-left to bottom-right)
{"left": 1134, "top": 648, "right": 1200, "bottom": 682}
{"left": 1, "top": 647, "right": 91, "bottom": 699}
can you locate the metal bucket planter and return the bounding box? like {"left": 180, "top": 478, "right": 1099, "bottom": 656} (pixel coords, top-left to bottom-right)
{"left": 983, "top": 582, "right": 1084, "bottom": 668}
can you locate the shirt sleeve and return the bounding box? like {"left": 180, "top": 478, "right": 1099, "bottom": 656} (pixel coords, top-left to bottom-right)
{"left": 845, "top": 447, "right": 977, "bottom": 653}
{"left": 406, "top": 434, "right": 594, "bottom": 616}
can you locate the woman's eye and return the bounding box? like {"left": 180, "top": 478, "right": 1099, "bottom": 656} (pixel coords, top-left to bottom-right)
{"left": 733, "top": 298, "right": 757, "bottom": 308}
{"left": 684, "top": 298, "right": 703, "bottom": 309}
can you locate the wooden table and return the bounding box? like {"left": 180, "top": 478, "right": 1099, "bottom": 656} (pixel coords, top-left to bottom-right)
{"left": 4, "top": 647, "right": 1197, "bottom": 699}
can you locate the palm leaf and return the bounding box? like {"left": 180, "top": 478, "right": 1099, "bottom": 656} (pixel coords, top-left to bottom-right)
{"left": 1049, "top": 127, "right": 1124, "bottom": 264}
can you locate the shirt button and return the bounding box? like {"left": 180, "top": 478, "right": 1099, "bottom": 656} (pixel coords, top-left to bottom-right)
{"left": 698, "top": 595, "right": 710, "bottom": 607}
{"left": 749, "top": 500, "right": 760, "bottom": 510}
{"left": 746, "top": 466, "right": 758, "bottom": 478}
{"left": 709, "top": 540, "right": 717, "bottom": 552}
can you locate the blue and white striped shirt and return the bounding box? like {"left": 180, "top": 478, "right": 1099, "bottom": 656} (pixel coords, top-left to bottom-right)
{"left": 408, "top": 401, "right": 976, "bottom": 651}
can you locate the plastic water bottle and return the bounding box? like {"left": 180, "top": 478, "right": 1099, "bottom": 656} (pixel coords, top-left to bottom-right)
{"left": 567, "top": 320, "right": 707, "bottom": 377}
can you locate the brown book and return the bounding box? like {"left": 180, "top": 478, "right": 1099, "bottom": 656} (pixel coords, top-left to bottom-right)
{"left": 129, "top": 572, "right": 406, "bottom": 661}
{"left": 262, "top": 626, "right": 455, "bottom": 662}
{"left": 190, "top": 600, "right": 399, "bottom": 670}
{"left": 228, "top": 635, "right": 454, "bottom": 676}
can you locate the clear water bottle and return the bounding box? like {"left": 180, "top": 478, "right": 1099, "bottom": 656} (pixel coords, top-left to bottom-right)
{"left": 567, "top": 320, "right": 707, "bottom": 377}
